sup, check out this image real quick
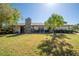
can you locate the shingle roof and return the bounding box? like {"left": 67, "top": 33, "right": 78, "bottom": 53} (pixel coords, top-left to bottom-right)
{"left": 17, "top": 23, "right": 74, "bottom": 26}
{"left": 17, "top": 23, "right": 25, "bottom": 25}
{"left": 31, "top": 23, "right": 44, "bottom": 25}
{"left": 17, "top": 23, "right": 44, "bottom": 25}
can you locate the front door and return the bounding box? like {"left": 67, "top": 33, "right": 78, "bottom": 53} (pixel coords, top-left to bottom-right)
{"left": 20, "top": 26, "right": 24, "bottom": 33}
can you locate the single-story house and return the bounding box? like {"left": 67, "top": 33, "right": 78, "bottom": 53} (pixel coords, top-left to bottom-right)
{"left": 13, "top": 17, "right": 74, "bottom": 33}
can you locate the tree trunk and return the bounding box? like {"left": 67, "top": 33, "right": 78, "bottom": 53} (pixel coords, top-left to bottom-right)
{"left": 0, "top": 23, "right": 2, "bottom": 34}
{"left": 52, "top": 29, "right": 56, "bottom": 40}
{"left": 51, "top": 29, "right": 56, "bottom": 45}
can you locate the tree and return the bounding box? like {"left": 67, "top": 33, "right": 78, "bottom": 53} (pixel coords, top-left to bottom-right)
{"left": 74, "top": 24, "right": 79, "bottom": 32}
{"left": 0, "top": 4, "right": 20, "bottom": 32}
{"left": 38, "top": 13, "right": 77, "bottom": 56}
{"left": 44, "top": 13, "right": 64, "bottom": 40}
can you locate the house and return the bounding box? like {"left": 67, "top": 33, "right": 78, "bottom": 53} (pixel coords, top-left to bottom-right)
{"left": 13, "top": 17, "right": 46, "bottom": 33}
{"left": 13, "top": 17, "right": 74, "bottom": 33}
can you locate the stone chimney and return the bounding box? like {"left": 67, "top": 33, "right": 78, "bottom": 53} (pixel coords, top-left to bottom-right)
{"left": 24, "top": 17, "right": 31, "bottom": 33}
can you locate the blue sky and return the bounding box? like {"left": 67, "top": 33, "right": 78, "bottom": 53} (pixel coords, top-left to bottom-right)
{"left": 11, "top": 3, "right": 79, "bottom": 25}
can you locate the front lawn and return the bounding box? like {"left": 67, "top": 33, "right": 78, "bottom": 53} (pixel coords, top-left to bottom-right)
{"left": 0, "top": 34, "right": 79, "bottom": 56}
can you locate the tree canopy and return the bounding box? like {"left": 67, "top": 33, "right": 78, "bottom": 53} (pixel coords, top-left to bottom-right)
{"left": 0, "top": 4, "right": 20, "bottom": 29}
{"left": 44, "top": 13, "right": 64, "bottom": 30}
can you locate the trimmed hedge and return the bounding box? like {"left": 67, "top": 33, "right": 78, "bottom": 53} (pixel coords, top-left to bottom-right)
{"left": 54, "top": 30, "right": 76, "bottom": 33}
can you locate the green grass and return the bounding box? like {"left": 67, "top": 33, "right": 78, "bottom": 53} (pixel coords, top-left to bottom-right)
{"left": 0, "top": 34, "right": 51, "bottom": 56}
{"left": 0, "top": 34, "right": 79, "bottom": 56}
{"left": 65, "top": 34, "right": 79, "bottom": 53}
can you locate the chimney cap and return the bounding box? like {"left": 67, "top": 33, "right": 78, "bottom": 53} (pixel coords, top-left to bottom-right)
{"left": 26, "top": 17, "right": 31, "bottom": 20}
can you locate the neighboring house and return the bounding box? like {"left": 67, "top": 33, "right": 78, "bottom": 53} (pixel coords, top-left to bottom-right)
{"left": 13, "top": 17, "right": 74, "bottom": 33}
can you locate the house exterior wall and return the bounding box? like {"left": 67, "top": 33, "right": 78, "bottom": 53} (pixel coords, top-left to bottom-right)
{"left": 13, "top": 25, "right": 21, "bottom": 33}
{"left": 13, "top": 25, "right": 74, "bottom": 33}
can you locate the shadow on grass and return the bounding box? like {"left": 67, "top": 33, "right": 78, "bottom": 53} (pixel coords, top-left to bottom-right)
{"left": 0, "top": 34, "right": 8, "bottom": 37}
{"left": 38, "top": 34, "right": 78, "bottom": 56}
{"left": 7, "top": 34, "right": 23, "bottom": 37}
{"left": 56, "top": 33, "right": 71, "bottom": 39}
{"left": 47, "top": 33, "right": 71, "bottom": 39}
